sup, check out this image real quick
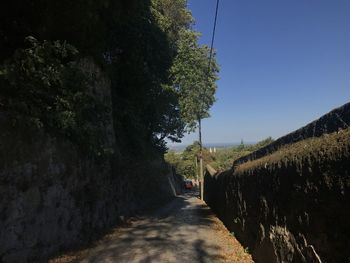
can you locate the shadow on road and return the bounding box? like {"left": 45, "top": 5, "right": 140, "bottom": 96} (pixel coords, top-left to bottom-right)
{"left": 76, "top": 193, "right": 226, "bottom": 263}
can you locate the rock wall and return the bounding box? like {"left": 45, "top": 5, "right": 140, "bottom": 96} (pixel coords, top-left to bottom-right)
{"left": 205, "top": 125, "right": 350, "bottom": 263}
{"left": 234, "top": 102, "right": 350, "bottom": 166}
{"left": 0, "top": 123, "right": 124, "bottom": 262}
{"left": 0, "top": 60, "right": 179, "bottom": 262}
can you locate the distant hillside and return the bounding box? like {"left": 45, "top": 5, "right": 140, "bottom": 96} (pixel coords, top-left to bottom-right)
{"left": 168, "top": 142, "right": 255, "bottom": 152}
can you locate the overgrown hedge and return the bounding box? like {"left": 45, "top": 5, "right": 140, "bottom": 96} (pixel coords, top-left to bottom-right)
{"left": 234, "top": 102, "right": 350, "bottom": 166}
{"left": 205, "top": 127, "right": 350, "bottom": 263}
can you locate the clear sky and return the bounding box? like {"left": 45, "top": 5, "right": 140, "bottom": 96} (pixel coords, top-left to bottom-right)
{"left": 170, "top": 0, "right": 350, "bottom": 146}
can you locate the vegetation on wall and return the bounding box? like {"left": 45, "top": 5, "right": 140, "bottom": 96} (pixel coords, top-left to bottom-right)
{"left": 0, "top": 0, "right": 219, "bottom": 160}
{"left": 204, "top": 127, "right": 350, "bottom": 263}
{"left": 235, "top": 129, "right": 350, "bottom": 175}
{"left": 0, "top": 37, "right": 110, "bottom": 156}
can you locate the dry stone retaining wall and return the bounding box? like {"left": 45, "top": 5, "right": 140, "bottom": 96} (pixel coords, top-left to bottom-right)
{"left": 0, "top": 60, "right": 180, "bottom": 262}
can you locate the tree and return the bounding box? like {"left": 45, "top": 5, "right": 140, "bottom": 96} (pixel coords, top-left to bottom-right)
{"left": 165, "top": 141, "right": 214, "bottom": 179}
{"left": 152, "top": 0, "right": 220, "bottom": 135}
{"left": 0, "top": 36, "right": 115, "bottom": 157}
{"left": 1, "top": 0, "right": 218, "bottom": 160}
{"left": 151, "top": 0, "right": 193, "bottom": 46}
{"left": 169, "top": 28, "right": 219, "bottom": 199}
{"left": 170, "top": 29, "right": 219, "bottom": 132}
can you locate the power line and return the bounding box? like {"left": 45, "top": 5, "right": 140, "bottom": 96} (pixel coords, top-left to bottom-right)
{"left": 199, "top": 0, "right": 220, "bottom": 201}
{"left": 207, "top": 0, "right": 220, "bottom": 76}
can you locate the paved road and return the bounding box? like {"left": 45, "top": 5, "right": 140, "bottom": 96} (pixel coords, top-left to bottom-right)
{"left": 52, "top": 193, "right": 253, "bottom": 263}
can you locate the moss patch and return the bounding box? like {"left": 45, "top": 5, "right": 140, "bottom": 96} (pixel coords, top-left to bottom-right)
{"left": 235, "top": 127, "right": 350, "bottom": 176}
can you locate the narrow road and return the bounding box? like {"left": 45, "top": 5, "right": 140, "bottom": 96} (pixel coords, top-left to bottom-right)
{"left": 52, "top": 193, "right": 253, "bottom": 263}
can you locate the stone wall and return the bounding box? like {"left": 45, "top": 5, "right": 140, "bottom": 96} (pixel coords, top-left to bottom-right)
{"left": 0, "top": 117, "right": 124, "bottom": 262}
{"left": 0, "top": 60, "right": 179, "bottom": 262}
{"left": 205, "top": 113, "right": 350, "bottom": 263}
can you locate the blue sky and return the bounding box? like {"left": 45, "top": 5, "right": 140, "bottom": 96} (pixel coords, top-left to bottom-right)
{"left": 170, "top": 0, "right": 350, "bottom": 145}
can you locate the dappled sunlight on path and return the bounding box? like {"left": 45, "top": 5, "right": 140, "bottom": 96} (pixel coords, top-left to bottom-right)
{"left": 52, "top": 193, "right": 253, "bottom": 263}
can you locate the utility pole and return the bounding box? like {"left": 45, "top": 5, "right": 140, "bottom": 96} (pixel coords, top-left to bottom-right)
{"left": 194, "top": 155, "right": 198, "bottom": 186}
{"left": 199, "top": 117, "right": 204, "bottom": 200}
{"left": 198, "top": 0, "right": 220, "bottom": 202}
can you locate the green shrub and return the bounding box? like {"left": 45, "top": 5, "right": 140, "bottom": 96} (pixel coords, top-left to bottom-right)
{"left": 0, "top": 37, "right": 111, "bottom": 157}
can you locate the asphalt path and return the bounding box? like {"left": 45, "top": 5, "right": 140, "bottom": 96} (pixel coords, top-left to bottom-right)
{"left": 52, "top": 192, "right": 253, "bottom": 263}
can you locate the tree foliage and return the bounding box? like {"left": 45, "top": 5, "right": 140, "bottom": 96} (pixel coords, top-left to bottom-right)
{"left": 171, "top": 30, "right": 219, "bottom": 132}
{"left": 152, "top": 0, "right": 219, "bottom": 133}
{"left": 151, "top": 0, "right": 193, "bottom": 45}
{"left": 0, "top": 37, "right": 110, "bottom": 156}
{"left": 0, "top": 0, "right": 219, "bottom": 160}
{"left": 166, "top": 138, "right": 275, "bottom": 177}
{"left": 165, "top": 141, "right": 214, "bottom": 179}
{"left": 210, "top": 137, "right": 275, "bottom": 170}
